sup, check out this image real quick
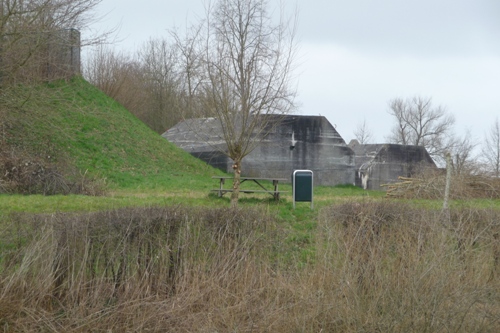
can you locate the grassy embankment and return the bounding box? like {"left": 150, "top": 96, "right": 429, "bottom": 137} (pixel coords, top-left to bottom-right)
{"left": 0, "top": 78, "right": 499, "bottom": 332}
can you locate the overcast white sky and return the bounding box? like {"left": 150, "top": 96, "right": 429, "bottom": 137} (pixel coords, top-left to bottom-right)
{"left": 87, "top": 0, "right": 500, "bottom": 144}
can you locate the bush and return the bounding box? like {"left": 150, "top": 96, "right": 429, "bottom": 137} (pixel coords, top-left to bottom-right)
{"left": 1, "top": 204, "right": 499, "bottom": 332}
{"left": 0, "top": 144, "right": 104, "bottom": 195}
{"left": 315, "top": 201, "right": 500, "bottom": 332}
{"left": 0, "top": 206, "right": 277, "bottom": 331}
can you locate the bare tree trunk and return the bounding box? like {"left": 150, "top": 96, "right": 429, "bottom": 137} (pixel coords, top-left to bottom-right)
{"left": 230, "top": 160, "right": 241, "bottom": 208}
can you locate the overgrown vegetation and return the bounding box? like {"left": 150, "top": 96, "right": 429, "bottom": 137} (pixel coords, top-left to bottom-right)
{"left": 0, "top": 142, "right": 104, "bottom": 195}
{"left": 0, "top": 203, "right": 498, "bottom": 332}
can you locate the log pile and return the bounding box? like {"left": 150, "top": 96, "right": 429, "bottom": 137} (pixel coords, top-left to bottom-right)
{"left": 382, "top": 174, "right": 500, "bottom": 200}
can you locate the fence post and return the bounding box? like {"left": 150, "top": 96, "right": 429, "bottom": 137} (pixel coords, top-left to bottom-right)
{"left": 443, "top": 152, "right": 451, "bottom": 211}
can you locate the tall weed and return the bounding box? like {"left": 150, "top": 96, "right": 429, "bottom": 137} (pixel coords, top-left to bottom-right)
{"left": 0, "top": 203, "right": 499, "bottom": 332}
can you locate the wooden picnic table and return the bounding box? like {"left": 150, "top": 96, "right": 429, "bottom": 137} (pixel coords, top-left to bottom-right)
{"left": 211, "top": 176, "right": 288, "bottom": 201}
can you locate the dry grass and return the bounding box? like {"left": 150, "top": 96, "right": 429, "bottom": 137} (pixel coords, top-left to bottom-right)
{"left": 1, "top": 203, "right": 499, "bottom": 332}
{"left": 315, "top": 201, "right": 500, "bottom": 332}
{"left": 0, "top": 143, "right": 105, "bottom": 196}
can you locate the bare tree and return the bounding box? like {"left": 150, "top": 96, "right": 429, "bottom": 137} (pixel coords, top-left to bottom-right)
{"left": 450, "top": 130, "right": 478, "bottom": 175}
{"left": 85, "top": 46, "right": 137, "bottom": 98}
{"left": 139, "top": 38, "right": 184, "bottom": 132}
{"left": 1, "top": 0, "right": 104, "bottom": 84}
{"left": 84, "top": 45, "right": 153, "bottom": 123}
{"left": 181, "top": 0, "right": 298, "bottom": 207}
{"left": 85, "top": 39, "right": 187, "bottom": 134}
{"left": 171, "top": 23, "right": 205, "bottom": 101}
{"left": 482, "top": 117, "right": 500, "bottom": 177}
{"left": 386, "top": 96, "right": 455, "bottom": 164}
{"left": 353, "top": 117, "right": 373, "bottom": 144}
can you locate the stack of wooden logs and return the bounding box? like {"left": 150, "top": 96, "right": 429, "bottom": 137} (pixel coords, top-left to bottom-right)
{"left": 383, "top": 175, "right": 500, "bottom": 200}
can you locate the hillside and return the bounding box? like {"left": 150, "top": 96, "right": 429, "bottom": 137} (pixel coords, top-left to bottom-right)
{"left": 2, "top": 77, "right": 220, "bottom": 191}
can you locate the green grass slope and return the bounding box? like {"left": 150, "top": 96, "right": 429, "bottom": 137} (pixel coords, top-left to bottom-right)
{"left": 4, "top": 76, "right": 220, "bottom": 191}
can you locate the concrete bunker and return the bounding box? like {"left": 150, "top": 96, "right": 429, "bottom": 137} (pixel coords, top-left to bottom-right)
{"left": 349, "top": 141, "right": 437, "bottom": 190}
{"left": 162, "top": 115, "right": 355, "bottom": 186}
{"left": 163, "top": 116, "right": 437, "bottom": 190}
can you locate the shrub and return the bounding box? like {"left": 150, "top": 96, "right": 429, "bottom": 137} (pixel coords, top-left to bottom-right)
{"left": 0, "top": 143, "right": 104, "bottom": 195}
{"left": 0, "top": 204, "right": 499, "bottom": 332}
{"left": 314, "top": 201, "right": 500, "bottom": 332}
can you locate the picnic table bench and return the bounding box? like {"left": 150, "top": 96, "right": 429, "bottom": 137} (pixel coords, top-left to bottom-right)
{"left": 211, "top": 176, "right": 288, "bottom": 201}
